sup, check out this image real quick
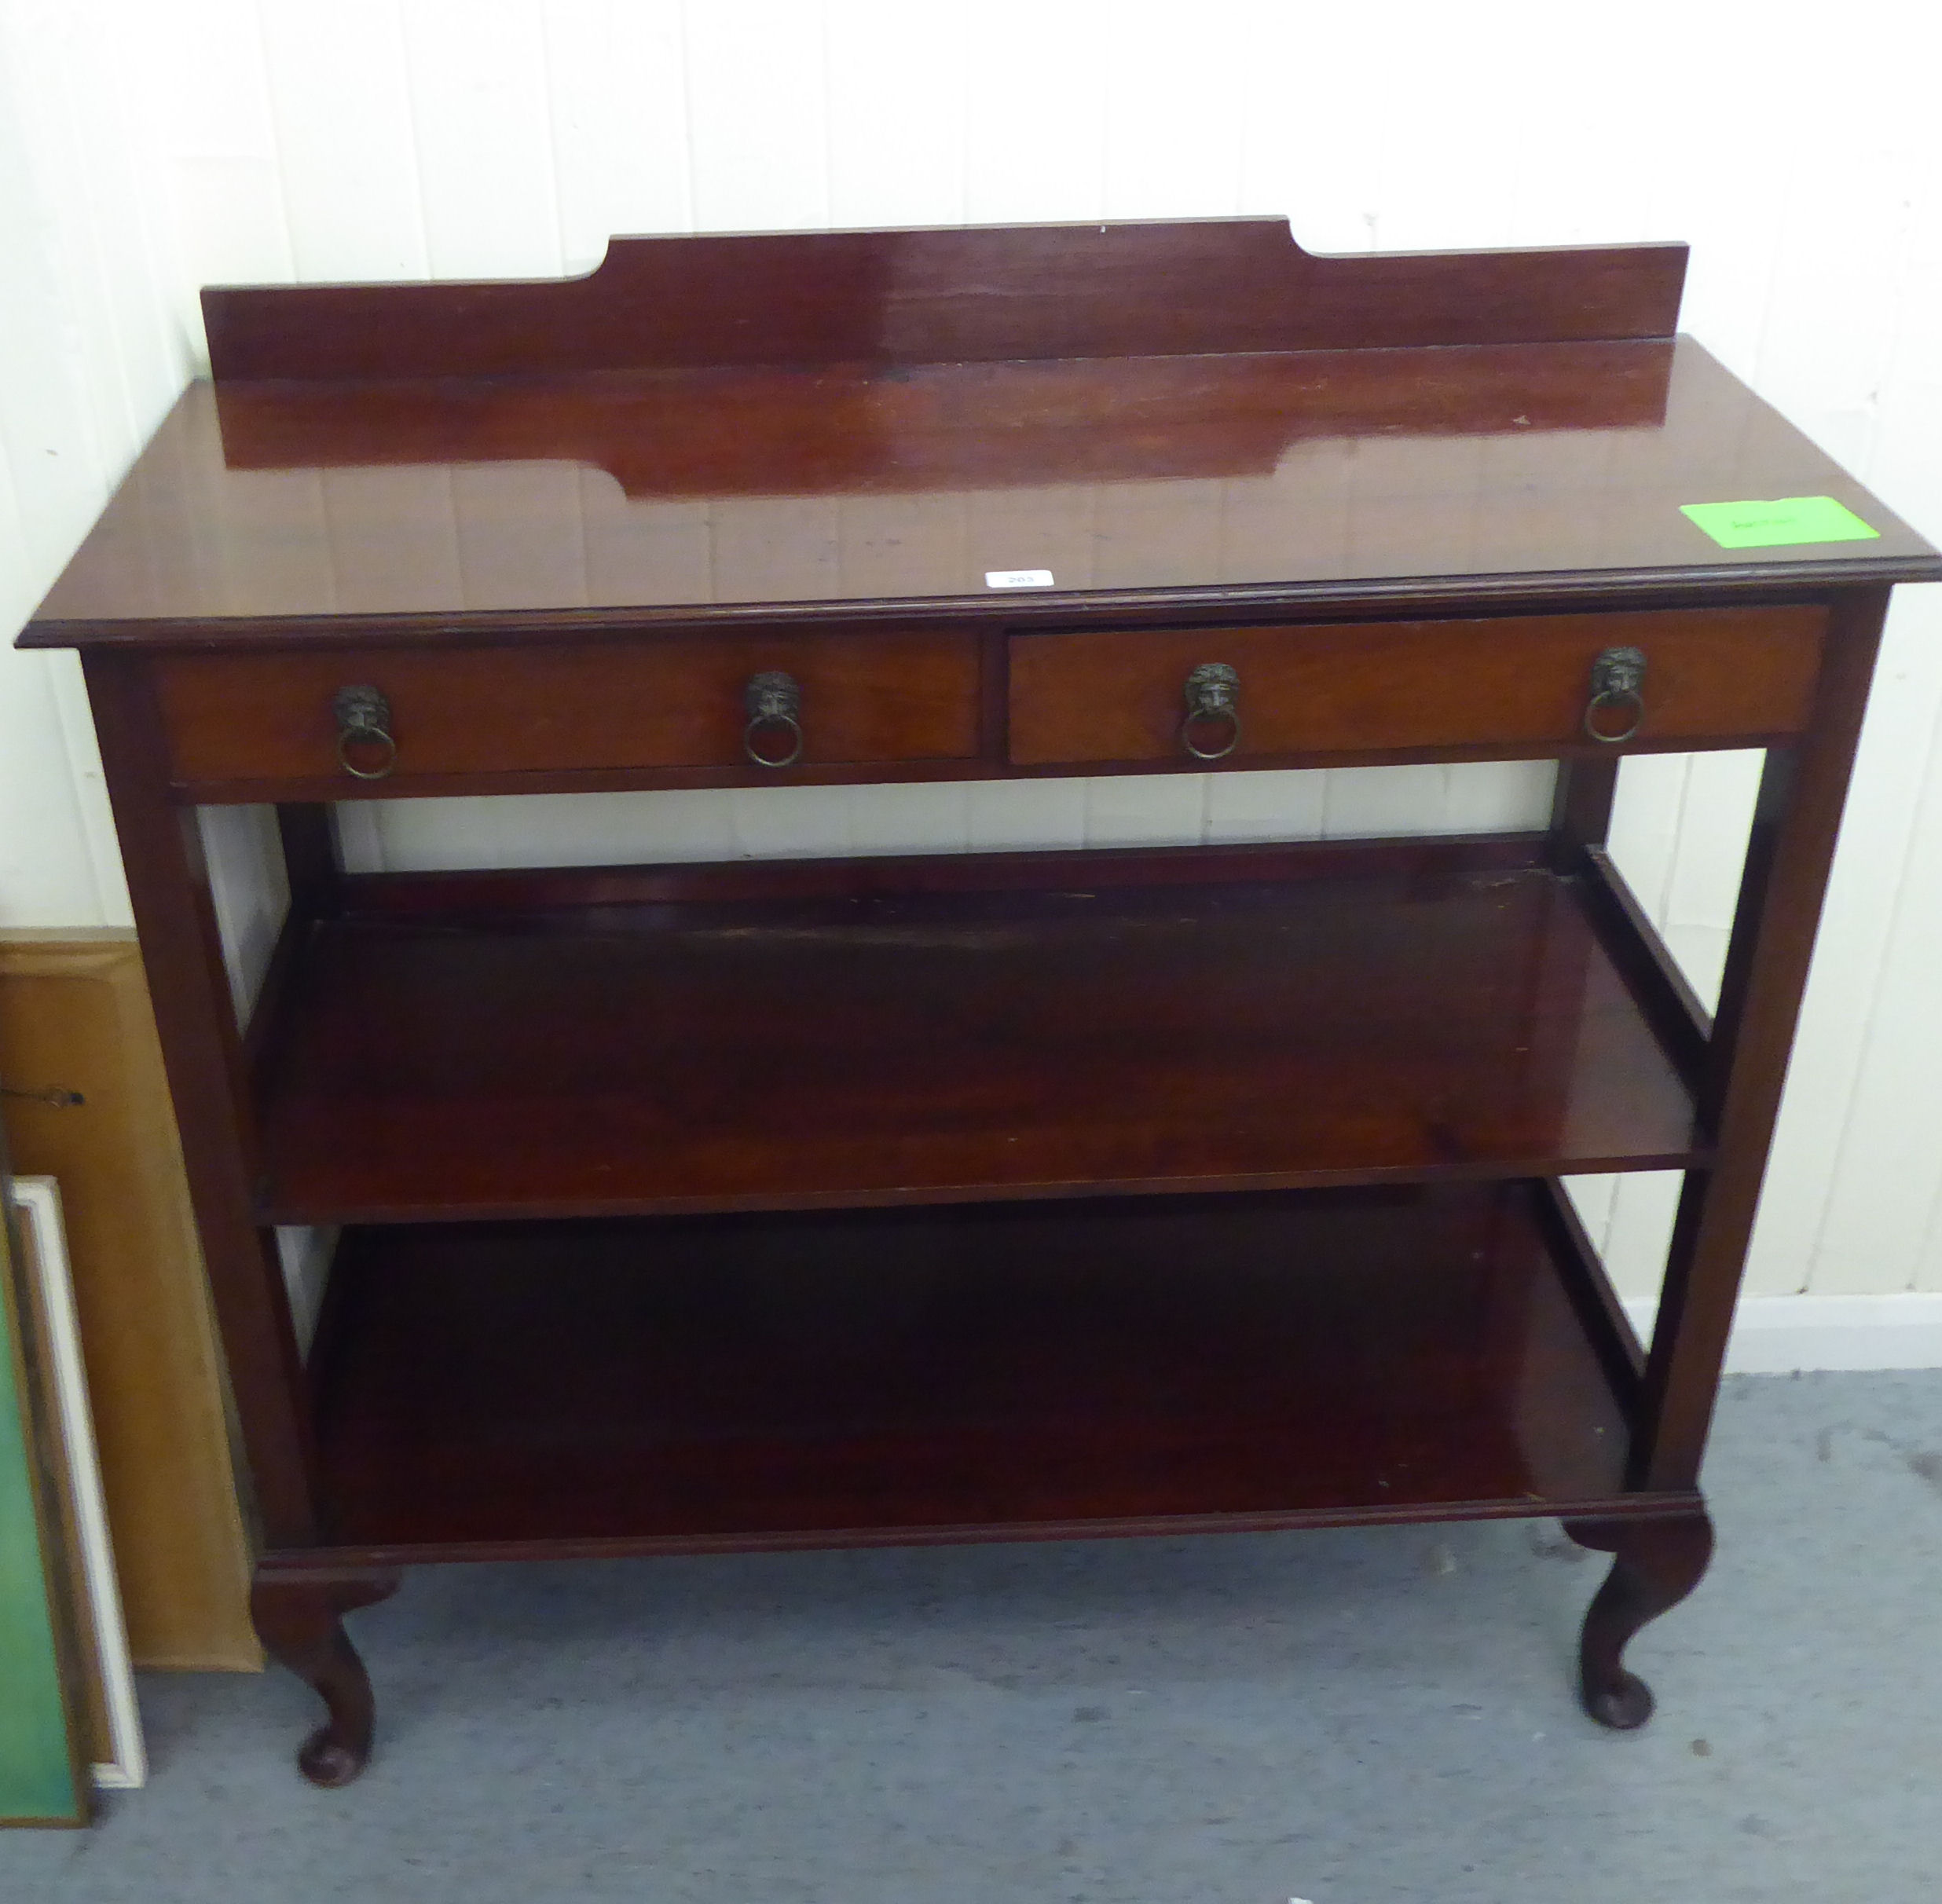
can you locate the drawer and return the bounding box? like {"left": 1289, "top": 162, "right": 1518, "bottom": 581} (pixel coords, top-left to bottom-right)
{"left": 1006, "top": 606, "right": 1827, "bottom": 766}
{"left": 154, "top": 629, "right": 982, "bottom": 789}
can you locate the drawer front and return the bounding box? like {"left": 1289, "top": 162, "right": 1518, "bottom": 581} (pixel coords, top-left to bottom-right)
{"left": 155, "top": 630, "right": 982, "bottom": 789}
{"left": 1006, "top": 606, "right": 1827, "bottom": 766}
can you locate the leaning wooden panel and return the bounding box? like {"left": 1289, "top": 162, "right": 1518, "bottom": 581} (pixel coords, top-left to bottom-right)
{"left": 0, "top": 935, "right": 258, "bottom": 1671}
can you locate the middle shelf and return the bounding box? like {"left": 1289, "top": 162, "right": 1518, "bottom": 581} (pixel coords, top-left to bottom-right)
{"left": 251, "top": 834, "right": 1706, "bottom": 1224}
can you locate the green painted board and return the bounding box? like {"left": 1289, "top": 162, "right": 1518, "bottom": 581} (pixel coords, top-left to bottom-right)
{"left": 0, "top": 1199, "right": 86, "bottom": 1827}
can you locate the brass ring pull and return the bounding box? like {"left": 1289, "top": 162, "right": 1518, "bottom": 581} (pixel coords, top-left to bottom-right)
{"left": 1583, "top": 646, "right": 1647, "bottom": 745}
{"left": 1180, "top": 662, "right": 1241, "bottom": 760}
{"left": 743, "top": 671, "right": 804, "bottom": 768}
{"left": 332, "top": 684, "right": 398, "bottom": 780}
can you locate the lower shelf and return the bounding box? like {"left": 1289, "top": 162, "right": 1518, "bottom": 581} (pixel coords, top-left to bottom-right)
{"left": 306, "top": 1181, "right": 1646, "bottom": 1558}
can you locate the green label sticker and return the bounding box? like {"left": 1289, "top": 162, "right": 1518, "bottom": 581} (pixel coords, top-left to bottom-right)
{"left": 1680, "top": 496, "right": 1879, "bottom": 549}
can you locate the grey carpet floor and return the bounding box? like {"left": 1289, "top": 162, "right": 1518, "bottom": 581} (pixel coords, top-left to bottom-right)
{"left": 6, "top": 1369, "right": 1942, "bottom": 1903}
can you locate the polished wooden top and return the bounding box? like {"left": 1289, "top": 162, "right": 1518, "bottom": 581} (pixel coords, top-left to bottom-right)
{"left": 23, "top": 222, "right": 1939, "bottom": 646}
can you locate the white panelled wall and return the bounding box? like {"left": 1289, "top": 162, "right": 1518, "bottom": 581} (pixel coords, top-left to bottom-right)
{"left": 5, "top": 0, "right": 1942, "bottom": 1346}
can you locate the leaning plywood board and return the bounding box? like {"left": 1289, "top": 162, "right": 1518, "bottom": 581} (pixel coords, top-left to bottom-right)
{"left": 0, "top": 935, "right": 258, "bottom": 1671}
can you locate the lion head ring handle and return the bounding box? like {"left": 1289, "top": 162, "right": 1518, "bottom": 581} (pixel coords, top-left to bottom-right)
{"left": 1180, "top": 662, "right": 1241, "bottom": 760}
{"left": 332, "top": 684, "right": 398, "bottom": 780}
{"left": 744, "top": 671, "right": 804, "bottom": 769}
{"left": 1584, "top": 646, "right": 1647, "bottom": 745}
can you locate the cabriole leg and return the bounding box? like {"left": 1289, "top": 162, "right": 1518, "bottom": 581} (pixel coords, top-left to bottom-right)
{"left": 1562, "top": 1511, "right": 1713, "bottom": 1730}
{"left": 251, "top": 1569, "right": 402, "bottom": 1786}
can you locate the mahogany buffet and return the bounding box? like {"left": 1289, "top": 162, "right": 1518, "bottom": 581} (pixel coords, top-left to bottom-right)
{"left": 22, "top": 219, "right": 1940, "bottom": 1785}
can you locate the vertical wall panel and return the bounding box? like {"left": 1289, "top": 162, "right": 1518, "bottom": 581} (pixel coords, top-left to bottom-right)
{"left": 1657, "top": 750, "right": 1763, "bottom": 1013}
{"left": 1743, "top": 598, "right": 1942, "bottom": 1294}
{"left": 13, "top": 4, "right": 182, "bottom": 931}
{"left": 543, "top": 0, "right": 694, "bottom": 256}
{"left": 824, "top": 2, "right": 965, "bottom": 228}
{"left": 683, "top": 0, "right": 830, "bottom": 232}
{"left": 730, "top": 783, "right": 853, "bottom": 859}
{"left": 1100, "top": 6, "right": 1245, "bottom": 219}
{"left": 1636, "top": 23, "right": 1800, "bottom": 384}
{"left": 960, "top": 1, "right": 1111, "bottom": 225}
{"left": 1867, "top": 249, "right": 1942, "bottom": 525}
{"left": 0, "top": 0, "right": 195, "bottom": 929}
{"left": 1322, "top": 766, "right": 1453, "bottom": 839}
{"left": 142, "top": 0, "right": 295, "bottom": 307}
{"left": 0, "top": 395, "right": 107, "bottom": 925}
{"left": 0, "top": 77, "right": 119, "bottom": 557}
{"left": 257, "top": 2, "right": 429, "bottom": 282}
{"left": 846, "top": 782, "right": 972, "bottom": 858}
{"left": 1232, "top": 12, "right": 1371, "bottom": 250}
{"left": 1601, "top": 1173, "right": 1684, "bottom": 1306}
{"left": 1441, "top": 761, "right": 1556, "bottom": 837}
{"left": 1810, "top": 662, "right": 1942, "bottom": 1294}
{"left": 1083, "top": 774, "right": 1207, "bottom": 849}
{"left": 370, "top": 796, "right": 510, "bottom": 874}
{"left": 398, "top": 0, "right": 566, "bottom": 276}
{"left": 1607, "top": 756, "right": 1691, "bottom": 929}
{"left": 196, "top": 807, "right": 289, "bottom": 1022}
{"left": 1295, "top": 9, "right": 1522, "bottom": 256}
{"left": 967, "top": 778, "right": 1086, "bottom": 855}
{"left": 1823, "top": 149, "right": 1942, "bottom": 1296}
{"left": 0, "top": 654, "right": 115, "bottom": 928}
{"left": 515, "top": 788, "right": 738, "bottom": 866}
{"left": 1204, "top": 770, "right": 1326, "bottom": 847}
{"left": 384, "top": 789, "right": 738, "bottom": 871}
{"left": 24, "top": 36, "right": 159, "bottom": 471}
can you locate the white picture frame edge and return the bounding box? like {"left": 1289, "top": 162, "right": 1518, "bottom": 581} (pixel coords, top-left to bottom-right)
{"left": 9, "top": 1177, "right": 146, "bottom": 1790}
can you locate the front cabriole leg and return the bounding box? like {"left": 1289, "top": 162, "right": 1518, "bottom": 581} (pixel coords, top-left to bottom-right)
{"left": 1561, "top": 1511, "right": 1713, "bottom": 1729}
{"left": 251, "top": 1568, "right": 402, "bottom": 1786}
